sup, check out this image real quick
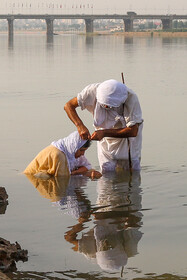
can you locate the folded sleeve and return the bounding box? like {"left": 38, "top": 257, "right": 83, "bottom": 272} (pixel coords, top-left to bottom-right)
{"left": 123, "top": 91, "right": 143, "bottom": 127}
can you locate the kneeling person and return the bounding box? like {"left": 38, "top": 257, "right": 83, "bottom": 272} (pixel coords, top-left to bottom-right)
{"left": 24, "top": 131, "right": 101, "bottom": 179}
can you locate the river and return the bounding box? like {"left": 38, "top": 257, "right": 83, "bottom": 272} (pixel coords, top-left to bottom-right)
{"left": 0, "top": 33, "right": 187, "bottom": 279}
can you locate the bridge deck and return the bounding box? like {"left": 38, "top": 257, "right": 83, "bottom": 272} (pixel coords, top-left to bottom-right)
{"left": 0, "top": 14, "right": 187, "bottom": 20}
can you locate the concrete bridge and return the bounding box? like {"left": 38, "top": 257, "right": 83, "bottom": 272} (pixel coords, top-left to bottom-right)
{"left": 0, "top": 12, "right": 187, "bottom": 39}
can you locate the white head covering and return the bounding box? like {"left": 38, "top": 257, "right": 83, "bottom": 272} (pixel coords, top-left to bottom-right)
{"left": 94, "top": 79, "right": 128, "bottom": 128}
{"left": 97, "top": 79, "right": 128, "bottom": 107}
{"left": 51, "top": 131, "right": 88, "bottom": 172}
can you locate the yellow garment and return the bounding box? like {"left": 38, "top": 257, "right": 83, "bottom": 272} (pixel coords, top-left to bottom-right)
{"left": 24, "top": 145, "right": 70, "bottom": 177}
{"left": 25, "top": 174, "right": 70, "bottom": 202}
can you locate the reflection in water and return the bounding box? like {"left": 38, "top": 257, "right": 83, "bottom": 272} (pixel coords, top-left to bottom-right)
{"left": 25, "top": 174, "right": 70, "bottom": 202}
{"left": 25, "top": 172, "right": 143, "bottom": 274}
{"left": 162, "top": 37, "right": 172, "bottom": 45}
{"left": 8, "top": 271, "right": 187, "bottom": 280}
{"left": 46, "top": 34, "right": 54, "bottom": 49}
{"left": 8, "top": 35, "right": 14, "bottom": 49}
{"left": 85, "top": 35, "right": 94, "bottom": 46}
{"left": 124, "top": 36, "right": 133, "bottom": 44}
{"left": 92, "top": 172, "right": 142, "bottom": 273}
{"left": 61, "top": 171, "right": 142, "bottom": 274}
{"left": 53, "top": 176, "right": 91, "bottom": 222}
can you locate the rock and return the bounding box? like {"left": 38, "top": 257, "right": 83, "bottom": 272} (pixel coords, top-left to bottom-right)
{"left": 0, "top": 187, "right": 8, "bottom": 203}
{"left": 0, "top": 187, "right": 8, "bottom": 215}
{"left": 0, "top": 271, "right": 11, "bottom": 280}
{"left": 0, "top": 237, "right": 28, "bottom": 273}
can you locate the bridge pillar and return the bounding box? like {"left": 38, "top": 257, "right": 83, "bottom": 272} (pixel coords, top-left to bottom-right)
{"left": 85, "top": 19, "right": 94, "bottom": 33}
{"left": 46, "top": 18, "right": 54, "bottom": 36}
{"left": 7, "top": 17, "right": 14, "bottom": 39}
{"left": 123, "top": 18, "right": 134, "bottom": 32}
{"left": 161, "top": 18, "right": 173, "bottom": 30}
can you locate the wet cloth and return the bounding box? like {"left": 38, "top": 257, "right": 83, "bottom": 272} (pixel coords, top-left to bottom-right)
{"left": 77, "top": 80, "right": 143, "bottom": 172}
{"left": 24, "top": 131, "right": 92, "bottom": 176}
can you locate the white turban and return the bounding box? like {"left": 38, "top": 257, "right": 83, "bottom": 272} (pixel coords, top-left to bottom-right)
{"left": 96, "top": 79, "right": 128, "bottom": 107}
{"left": 94, "top": 79, "right": 128, "bottom": 128}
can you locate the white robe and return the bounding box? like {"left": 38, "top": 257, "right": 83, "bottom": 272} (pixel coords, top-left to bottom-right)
{"left": 77, "top": 81, "right": 143, "bottom": 172}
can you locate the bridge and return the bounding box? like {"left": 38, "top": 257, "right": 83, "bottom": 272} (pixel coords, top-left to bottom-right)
{"left": 0, "top": 12, "right": 187, "bottom": 39}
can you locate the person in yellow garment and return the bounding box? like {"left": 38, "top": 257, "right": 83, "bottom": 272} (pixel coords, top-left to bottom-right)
{"left": 24, "top": 131, "right": 102, "bottom": 179}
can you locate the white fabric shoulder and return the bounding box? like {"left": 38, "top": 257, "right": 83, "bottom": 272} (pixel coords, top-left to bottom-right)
{"left": 124, "top": 87, "right": 143, "bottom": 127}
{"left": 77, "top": 83, "right": 100, "bottom": 113}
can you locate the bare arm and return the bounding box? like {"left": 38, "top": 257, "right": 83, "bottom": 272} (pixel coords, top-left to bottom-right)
{"left": 71, "top": 166, "right": 88, "bottom": 175}
{"left": 64, "top": 223, "right": 84, "bottom": 252}
{"left": 71, "top": 166, "right": 102, "bottom": 179}
{"left": 64, "top": 97, "right": 91, "bottom": 140}
{"left": 91, "top": 124, "right": 139, "bottom": 141}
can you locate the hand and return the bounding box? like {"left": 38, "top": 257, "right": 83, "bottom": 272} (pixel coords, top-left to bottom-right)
{"left": 91, "top": 170, "right": 102, "bottom": 179}
{"left": 91, "top": 130, "right": 105, "bottom": 141}
{"left": 77, "top": 124, "right": 91, "bottom": 140}
{"left": 86, "top": 170, "right": 102, "bottom": 179}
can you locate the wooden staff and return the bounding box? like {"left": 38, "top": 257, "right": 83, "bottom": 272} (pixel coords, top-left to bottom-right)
{"left": 121, "top": 72, "right": 125, "bottom": 84}
{"left": 121, "top": 72, "right": 132, "bottom": 172}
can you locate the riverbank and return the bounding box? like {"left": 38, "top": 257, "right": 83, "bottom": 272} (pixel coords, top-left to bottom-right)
{"left": 119, "top": 31, "right": 187, "bottom": 37}
{"left": 0, "top": 30, "right": 187, "bottom": 37}
{"left": 93, "top": 30, "right": 187, "bottom": 37}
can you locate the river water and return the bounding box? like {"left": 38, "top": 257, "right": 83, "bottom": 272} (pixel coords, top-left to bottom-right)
{"left": 0, "top": 33, "right": 187, "bottom": 280}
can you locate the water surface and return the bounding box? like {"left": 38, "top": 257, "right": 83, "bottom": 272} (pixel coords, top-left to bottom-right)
{"left": 0, "top": 33, "right": 187, "bottom": 279}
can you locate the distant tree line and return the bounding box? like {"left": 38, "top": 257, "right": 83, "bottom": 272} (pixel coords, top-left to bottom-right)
{"left": 0, "top": 19, "right": 186, "bottom": 32}
{"left": 137, "top": 20, "right": 187, "bottom": 31}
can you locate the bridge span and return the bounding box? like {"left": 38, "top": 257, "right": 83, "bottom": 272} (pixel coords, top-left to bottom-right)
{"left": 0, "top": 13, "right": 187, "bottom": 38}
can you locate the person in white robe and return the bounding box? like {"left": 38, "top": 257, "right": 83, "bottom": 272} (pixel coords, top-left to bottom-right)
{"left": 64, "top": 79, "right": 143, "bottom": 173}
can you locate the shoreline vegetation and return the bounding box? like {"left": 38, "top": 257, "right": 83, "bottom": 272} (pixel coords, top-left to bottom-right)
{"left": 0, "top": 30, "right": 187, "bottom": 37}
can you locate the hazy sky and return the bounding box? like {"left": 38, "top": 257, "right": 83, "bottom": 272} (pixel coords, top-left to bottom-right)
{"left": 1, "top": 0, "right": 187, "bottom": 15}
{"left": 94, "top": 0, "right": 187, "bottom": 12}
